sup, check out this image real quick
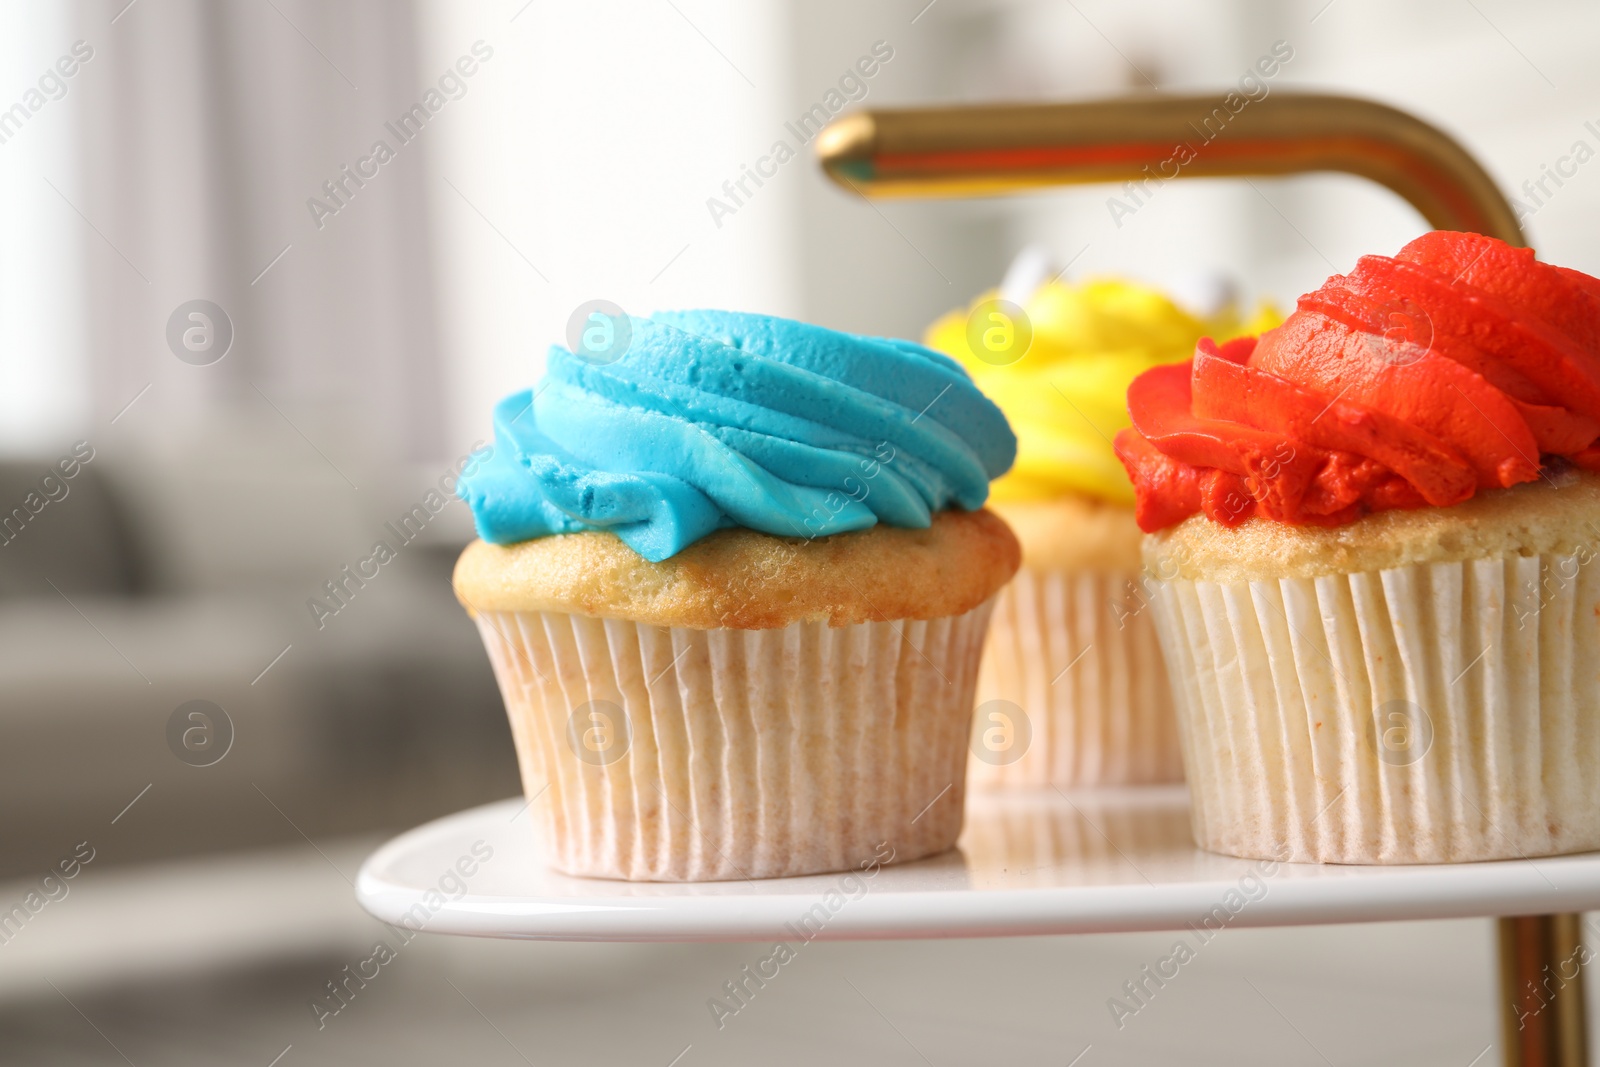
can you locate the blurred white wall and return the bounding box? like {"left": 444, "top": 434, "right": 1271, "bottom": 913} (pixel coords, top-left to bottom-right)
{"left": 416, "top": 0, "right": 1600, "bottom": 458}
{"left": 415, "top": 0, "right": 801, "bottom": 458}
{"left": 5, "top": 0, "right": 1600, "bottom": 459}
{"left": 0, "top": 4, "right": 89, "bottom": 451}
{"left": 75, "top": 0, "right": 445, "bottom": 460}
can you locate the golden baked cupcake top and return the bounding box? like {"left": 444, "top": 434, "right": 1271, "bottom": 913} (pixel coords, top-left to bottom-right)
{"left": 987, "top": 497, "right": 1143, "bottom": 573}
{"left": 1144, "top": 468, "right": 1600, "bottom": 582}
{"left": 455, "top": 508, "right": 1019, "bottom": 629}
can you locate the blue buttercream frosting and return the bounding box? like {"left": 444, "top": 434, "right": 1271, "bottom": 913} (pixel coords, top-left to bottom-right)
{"left": 457, "top": 310, "right": 1017, "bottom": 562}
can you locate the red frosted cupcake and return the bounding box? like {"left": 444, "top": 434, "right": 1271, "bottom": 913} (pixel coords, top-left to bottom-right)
{"left": 1119, "top": 231, "right": 1600, "bottom": 864}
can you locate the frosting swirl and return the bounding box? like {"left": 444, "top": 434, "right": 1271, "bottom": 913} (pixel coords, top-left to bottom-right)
{"left": 1116, "top": 231, "right": 1600, "bottom": 532}
{"left": 459, "top": 310, "right": 1017, "bottom": 561}
{"left": 926, "top": 278, "right": 1277, "bottom": 505}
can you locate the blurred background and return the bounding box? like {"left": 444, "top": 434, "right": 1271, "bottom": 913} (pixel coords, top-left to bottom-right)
{"left": 3, "top": 0, "right": 1597, "bottom": 1062}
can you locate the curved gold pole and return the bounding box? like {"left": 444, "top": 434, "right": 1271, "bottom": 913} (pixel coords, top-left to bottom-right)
{"left": 815, "top": 93, "right": 1525, "bottom": 246}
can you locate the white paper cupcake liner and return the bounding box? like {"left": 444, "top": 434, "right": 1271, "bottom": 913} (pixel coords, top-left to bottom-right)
{"left": 970, "top": 566, "right": 1184, "bottom": 788}
{"left": 472, "top": 601, "right": 994, "bottom": 881}
{"left": 1150, "top": 552, "right": 1600, "bottom": 864}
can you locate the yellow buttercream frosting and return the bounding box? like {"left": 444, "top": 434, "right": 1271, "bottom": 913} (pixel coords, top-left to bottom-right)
{"left": 926, "top": 278, "right": 1279, "bottom": 505}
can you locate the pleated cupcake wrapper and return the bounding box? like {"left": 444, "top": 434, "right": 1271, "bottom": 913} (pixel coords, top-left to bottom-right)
{"left": 473, "top": 602, "right": 994, "bottom": 882}
{"left": 1150, "top": 552, "right": 1600, "bottom": 864}
{"left": 970, "top": 566, "right": 1184, "bottom": 788}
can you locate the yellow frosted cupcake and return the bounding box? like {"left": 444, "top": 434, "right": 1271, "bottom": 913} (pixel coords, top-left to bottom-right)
{"left": 927, "top": 274, "right": 1276, "bottom": 788}
{"left": 455, "top": 310, "right": 1020, "bottom": 881}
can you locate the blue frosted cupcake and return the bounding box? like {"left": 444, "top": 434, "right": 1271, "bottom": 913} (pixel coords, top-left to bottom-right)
{"left": 453, "top": 310, "right": 1019, "bottom": 881}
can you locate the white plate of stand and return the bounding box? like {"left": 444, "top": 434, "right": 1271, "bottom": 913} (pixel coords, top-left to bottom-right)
{"left": 359, "top": 787, "right": 1600, "bottom": 1065}
{"left": 357, "top": 786, "right": 1600, "bottom": 942}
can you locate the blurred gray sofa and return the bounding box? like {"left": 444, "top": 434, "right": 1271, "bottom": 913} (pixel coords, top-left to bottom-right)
{"left": 0, "top": 434, "right": 518, "bottom": 880}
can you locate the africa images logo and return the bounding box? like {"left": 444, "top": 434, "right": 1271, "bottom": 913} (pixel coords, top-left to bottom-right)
{"left": 705, "top": 40, "right": 894, "bottom": 229}
{"left": 306, "top": 41, "right": 494, "bottom": 230}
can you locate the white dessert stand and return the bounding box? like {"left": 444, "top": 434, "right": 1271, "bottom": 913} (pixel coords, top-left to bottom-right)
{"left": 359, "top": 788, "right": 1596, "bottom": 1064}
{"left": 359, "top": 787, "right": 1600, "bottom": 941}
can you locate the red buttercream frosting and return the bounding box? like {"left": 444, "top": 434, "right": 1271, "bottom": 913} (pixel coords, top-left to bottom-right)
{"left": 1115, "top": 231, "right": 1600, "bottom": 532}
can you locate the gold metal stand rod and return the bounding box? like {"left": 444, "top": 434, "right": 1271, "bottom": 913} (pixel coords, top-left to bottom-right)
{"left": 1499, "top": 914, "right": 1588, "bottom": 1067}
{"left": 815, "top": 93, "right": 1525, "bottom": 246}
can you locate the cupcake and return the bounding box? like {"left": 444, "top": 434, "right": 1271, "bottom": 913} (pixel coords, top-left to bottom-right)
{"left": 1118, "top": 230, "right": 1600, "bottom": 864}
{"left": 454, "top": 310, "right": 1019, "bottom": 881}
{"left": 926, "top": 276, "right": 1276, "bottom": 787}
